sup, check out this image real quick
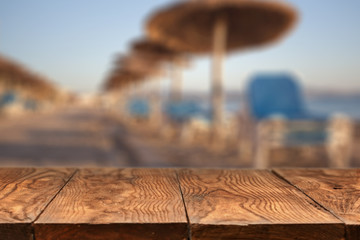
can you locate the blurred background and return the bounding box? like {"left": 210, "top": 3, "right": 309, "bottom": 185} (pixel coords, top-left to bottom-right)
{"left": 0, "top": 0, "right": 359, "bottom": 168}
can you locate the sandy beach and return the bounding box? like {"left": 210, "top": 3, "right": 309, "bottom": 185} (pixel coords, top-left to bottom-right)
{"left": 110, "top": 111, "right": 360, "bottom": 168}
{"left": 0, "top": 106, "right": 359, "bottom": 168}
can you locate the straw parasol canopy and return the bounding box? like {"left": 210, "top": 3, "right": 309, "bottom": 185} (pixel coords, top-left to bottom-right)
{"left": 132, "top": 38, "right": 179, "bottom": 62}
{"left": 0, "top": 55, "right": 58, "bottom": 101}
{"left": 104, "top": 53, "right": 167, "bottom": 123}
{"left": 118, "top": 54, "right": 164, "bottom": 78}
{"left": 104, "top": 53, "right": 164, "bottom": 92}
{"left": 146, "top": 0, "right": 298, "bottom": 133}
{"left": 0, "top": 56, "right": 28, "bottom": 88}
{"left": 132, "top": 38, "right": 191, "bottom": 101}
{"left": 104, "top": 70, "right": 145, "bottom": 91}
{"left": 147, "top": 0, "right": 298, "bottom": 54}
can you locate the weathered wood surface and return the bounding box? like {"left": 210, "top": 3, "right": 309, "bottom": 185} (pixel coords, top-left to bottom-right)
{"left": 2, "top": 168, "right": 359, "bottom": 239}
{"left": 275, "top": 169, "right": 360, "bottom": 240}
{"left": 0, "top": 168, "right": 75, "bottom": 240}
{"left": 178, "top": 169, "right": 344, "bottom": 240}
{"left": 34, "top": 168, "right": 188, "bottom": 240}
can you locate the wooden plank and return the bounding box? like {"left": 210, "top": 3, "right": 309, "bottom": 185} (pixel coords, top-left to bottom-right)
{"left": 0, "top": 168, "right": 76, "bottom": 240}
{"left": 178, "top": 169, "right": 345, "bottom": 240}
{"left": 34, "top": 168, "right": 188, "bottom": 240}
{"left": 275, "top": 169, "right": 360, "bottom": 240}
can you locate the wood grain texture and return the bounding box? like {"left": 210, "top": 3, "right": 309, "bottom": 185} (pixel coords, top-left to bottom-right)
{"left": 178, "top": 169, "right": 345, "bottom": 240}
{"left": 34, "top": 168, "right": 188, "bottom": 240}
{"left": 275, "top": 169, "right": 360, "bottom": 240}
{"left": 0, "top": 168, "right": 75, "bottom": 240}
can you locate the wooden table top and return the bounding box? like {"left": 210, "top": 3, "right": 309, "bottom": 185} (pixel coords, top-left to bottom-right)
{"left": 0, "top": 168, "right": 359, "bottom": 240}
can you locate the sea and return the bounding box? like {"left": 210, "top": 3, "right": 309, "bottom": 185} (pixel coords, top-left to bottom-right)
{"left": 305, "top": 95, "right": 360, "bottom": 120}
{"left": 128, "top": 94, "right": 360, "bottom": 121}
{"left": 209, "top": 95, "right": 360, "bottom": 120}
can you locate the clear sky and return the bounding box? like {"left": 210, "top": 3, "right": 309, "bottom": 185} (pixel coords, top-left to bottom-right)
{"left": 1, "top": 0, "right": 359, "bottom": 93}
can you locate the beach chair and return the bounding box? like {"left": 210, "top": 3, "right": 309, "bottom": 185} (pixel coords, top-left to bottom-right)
{"left": 160, "top": 101, "right": 208, "bottom": 141}
{"left": 24, "top": 99, "right": 38, "bottom": 111}
{"left": 165, "top": 100, "right": 207, "bottom": 123}
{"left": 0, "top": 90, "right": 17, "bottom": 107}
{"left": 243, "top": 73, "right": 353, "bottom": 168}
{"left": 127, "top": 98, "right": 150, "bottom": 120}
{"left": 0, "top": 90, "right": 26, "bottom": 117}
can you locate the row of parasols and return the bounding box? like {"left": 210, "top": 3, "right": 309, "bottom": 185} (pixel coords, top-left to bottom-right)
{"left": 104, "top": 0, "right": 298, "bottom": 134}
{"left": 0, "top": 55, "right": 60, "bottom": 103}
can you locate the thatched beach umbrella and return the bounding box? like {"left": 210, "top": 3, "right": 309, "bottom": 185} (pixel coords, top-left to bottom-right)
{"left": 104, "top": 70, "right": 144, "bottom": 92}
{"left": 0, "top": 56, "right": 27, "bottom": 90}
{"left": 120, "top": 55, "right": 160, "bottom": 76}
{"left": 121, "top": 53, "right": 165, "bottom": 124}
{"left": 132, "top": 38, "right": 190, "bottom": 102}
{"left": 117, "top": 53, "right": 165, "bottom": 99}
{"left": 132, "top": 39, "right": 179, "bottom": 62}
{"left": 104, "top": 52, "right": 165, "bottom": 121}
{"left": 0, "top": 55, "right": 58, "bottom": 101}
{"left": 147, "top": 0, "right": 298, "bottom": 133}
{"left": 103, "top": 68, "right": 146, "bottom": 113}
{"left": 104, "top": 53, "right": 162, "bottom": 92}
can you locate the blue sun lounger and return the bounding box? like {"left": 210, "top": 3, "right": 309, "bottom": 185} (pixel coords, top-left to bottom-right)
{"left": 247, "top": 73, "right": 326, "bottom": 121}
{"left": 244, "top": 73, "right": 353, "bottom": 168}
{"left": 0, "top": 91, "right": 17, "bottom": 108}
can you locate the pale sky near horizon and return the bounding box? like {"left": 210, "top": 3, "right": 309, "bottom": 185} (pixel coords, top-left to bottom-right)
{"left": 0, "top": 0, "right": 359, "bottom": 93}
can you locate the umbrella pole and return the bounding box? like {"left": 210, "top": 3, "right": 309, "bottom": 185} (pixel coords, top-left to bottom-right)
{"left": 0, "top": 82, "right": 3, "bottom": 96}
{"left": 212, "top": 15, "right": 227, "bottom": 137}
{"left": 170, "top": 64, "right": 182, "bottom": 102}
{"left": 118, "top": 89, "right": 127, "bottom": 119}
{"left": 150, "top": 78, "right": 162, "bottom": 127}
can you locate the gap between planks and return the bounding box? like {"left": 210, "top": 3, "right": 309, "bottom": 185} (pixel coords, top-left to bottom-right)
{"left": 175, "top": 170, "right": 192, "bottom": 240}
{"left": 30, "top": 169, "right": 79, "bottom": 239}
{"left": 271, "top": 169, "right": 347, "bottom": 225}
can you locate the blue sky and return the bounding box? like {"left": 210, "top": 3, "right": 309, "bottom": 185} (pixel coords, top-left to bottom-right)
{"left": 0, "top": 0, "right": 359, "bottom": 93}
